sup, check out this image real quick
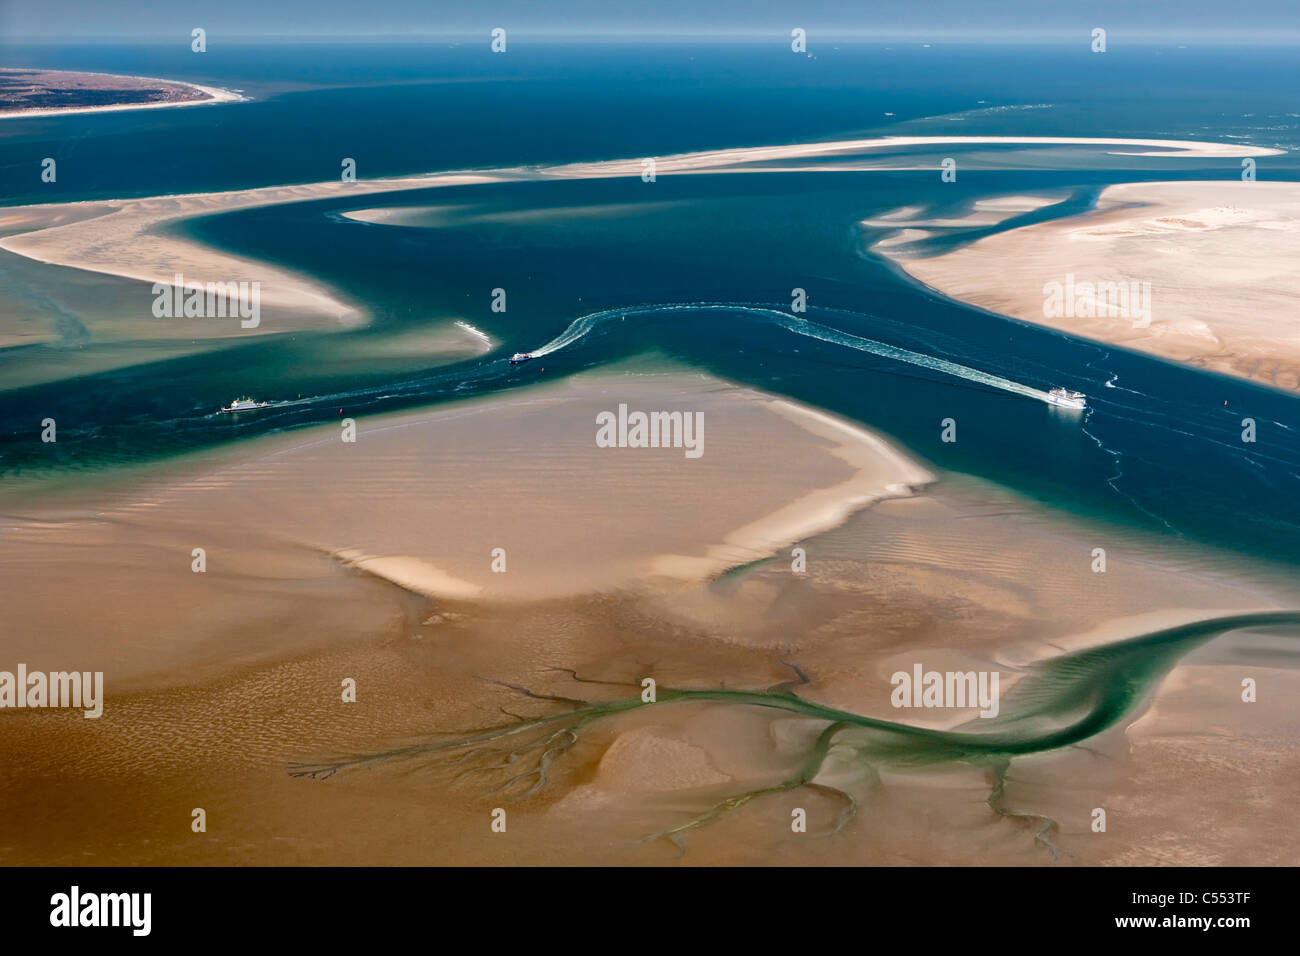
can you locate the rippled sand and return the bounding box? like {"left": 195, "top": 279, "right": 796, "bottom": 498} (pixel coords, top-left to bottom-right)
{"left": 1, "top": 368, "right": 1293, "bottom": 865}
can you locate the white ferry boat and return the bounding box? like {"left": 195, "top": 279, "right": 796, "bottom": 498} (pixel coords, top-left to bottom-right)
{"left": 509, "top": 352, "right": 533, "bottom": 365}
{"left": 220, "top": 396, "right": 270, "bottom": 413}
{"left": 1047, "top": 387, "right": 1087, "bottom": 409}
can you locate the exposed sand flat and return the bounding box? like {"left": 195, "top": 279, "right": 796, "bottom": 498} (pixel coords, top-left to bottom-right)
{"left": 863, "top": 195, "right": 1064, "bottom": 229}
{"left": 871, "top": 227, "right": 933, "bottom": 250}
{"left": 2, "top": 459, "right": 1290, "bottom": 864}
{"left": 340, "top": 200, "right": 689, "bottom": 228}
{"left": 647, "top": 399, "right": 932, "bottom": 580}
{"left": 550, "top": 718, "right": 736, "bottom": 813}
{"left": 208, "top": 369, "right": 931, "bottom": 599}
{"left": 0, "top": 172, "right": 502, "bottom": 334}
{"left": 333, "top": 551, "right": 484, "bottom": 600}
{"left": 1097, "top": 651, "right": 1300, "bottom": 866}
{"left": 541, "top": 135, "right": 1284, "bottom": 180}
{"left": 340, "top": 204, "right": 458, "bottom": 226}
{"left": 885, "top": 181, "right": 1300, "bottom": 391}
{"left": 862, "top": 194, "right": 1067, "bottom": 252}
{"left": 0, "top": 365, "right": 933, "bottom": 687}
{"left": 0, "top": 203, "right": 117, "bottom": 236}
{"left": 1005, "top": 635, "right": 1300, "bottom": 867}
{"left": 649, "top": 470, "right": 1290, "bottom": 728}
{"left": 971, "top": 195, "right": 1064, "bottom": 213}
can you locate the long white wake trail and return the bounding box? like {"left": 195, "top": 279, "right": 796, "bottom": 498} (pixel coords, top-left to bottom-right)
{"left": 528, "top": 303, "right": 1055, "bottom": 404}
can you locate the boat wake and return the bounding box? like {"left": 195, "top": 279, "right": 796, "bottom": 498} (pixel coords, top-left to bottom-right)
{"left": 528, "top": 301, "right": 1065, "bottom": 406}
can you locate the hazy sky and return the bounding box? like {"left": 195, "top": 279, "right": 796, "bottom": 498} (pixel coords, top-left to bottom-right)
{"left": 3, "top": 0, "right": 1298, "bottom": 41}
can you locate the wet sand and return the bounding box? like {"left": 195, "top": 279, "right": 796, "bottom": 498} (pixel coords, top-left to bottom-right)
{"left": 0, "top": 365, "right": 934, "bottom": 636}
{"left": 1, "top": 365, "right": 1293, "bottom": 865}
{"left": 862, "top": 194, "right": 1068, "bottom": 253}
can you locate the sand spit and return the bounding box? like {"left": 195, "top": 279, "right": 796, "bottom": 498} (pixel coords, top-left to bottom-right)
{"left": 541, "top": 135, "right": 1283, "bottom": 180}
{"left": 884, "top": 181, "right": 1300, "bottom": 391}
{"left": 647, "top": 399, "right": 933, "bottom": 580}
{"left": 332, "top": 550, "right": 484, "bottom": 601}
{"left": 0, "top": 69, "right": 245, "bottom": 120}
{"left": 0, "top": 172, "right": 503, "bottom": 333}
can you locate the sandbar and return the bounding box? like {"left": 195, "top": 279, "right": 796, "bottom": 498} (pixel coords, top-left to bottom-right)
{"left": 882, "top": 181, "right": 1300, "bottom": 391}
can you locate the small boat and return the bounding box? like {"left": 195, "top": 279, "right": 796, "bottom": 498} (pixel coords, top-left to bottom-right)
{"left": 509, "top": 352, "right": 533, "bottom": 365}
{"left": 1047, "top": 387, "right": 1087, "bottom": 409}
{"left": 220, "top": 396, "right": 270, "bottom": 413}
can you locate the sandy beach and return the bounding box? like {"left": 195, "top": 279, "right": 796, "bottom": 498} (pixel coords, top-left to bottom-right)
{"left": 880, "top": 181, "right": 1300, "bottom": 392}
{"left": 0, "top": 68, "right": 245, "bottom": 120}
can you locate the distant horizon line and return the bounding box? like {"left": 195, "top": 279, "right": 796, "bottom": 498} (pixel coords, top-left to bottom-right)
{"left": 3, "top": 28, "right": 1300, "bottom": 45}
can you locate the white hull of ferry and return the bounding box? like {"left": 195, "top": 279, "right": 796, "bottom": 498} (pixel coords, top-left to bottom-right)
{"left": 1047, "top": 388, "right": 1086, "bottom": 409}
